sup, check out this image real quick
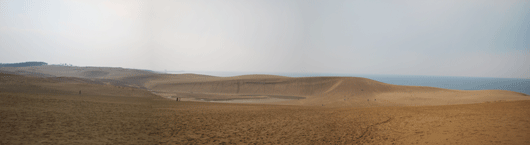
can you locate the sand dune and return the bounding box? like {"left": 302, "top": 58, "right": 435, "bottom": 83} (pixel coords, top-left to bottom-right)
{"left": 2, "top": 66, "right": 528, "bottom": 107}
{"left": 144, "top": 74, "right": 529, "bottom": 107}
{"left": 1, "top": 73, "right": 529, "bottom": 144}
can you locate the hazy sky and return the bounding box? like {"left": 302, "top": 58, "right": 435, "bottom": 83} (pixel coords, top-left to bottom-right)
{"left": 1, "top": 0, "right": 529, "bottom": 78}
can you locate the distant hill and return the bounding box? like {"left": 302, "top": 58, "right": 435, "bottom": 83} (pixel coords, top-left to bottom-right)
{"left": 0, "top": 61, "right": 48, "bottom": 68}
{"left": 0, "top": 64, "right": 157, "bottom": 80}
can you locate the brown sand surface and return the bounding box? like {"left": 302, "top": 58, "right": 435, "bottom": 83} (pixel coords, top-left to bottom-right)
{"left": 1, "top": 73, "right": 530, "bottom": 144}
{"left": 156, "top": 100, "right": 530, "bottom": 144}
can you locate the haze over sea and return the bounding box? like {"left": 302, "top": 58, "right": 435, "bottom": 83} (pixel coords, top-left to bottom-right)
{"left": 166, "top": 71, "right": 530, "bottom": 96}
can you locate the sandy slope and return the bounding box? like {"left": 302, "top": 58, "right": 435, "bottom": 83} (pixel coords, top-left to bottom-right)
{"left": 1, "top": 73, "right": 529, "bottom": 144}
{"left": 144, "top": 74, "right": 529, "bottom": 107}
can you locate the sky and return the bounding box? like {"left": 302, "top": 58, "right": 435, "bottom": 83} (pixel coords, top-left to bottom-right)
{"left": 1, "top": 0, "right": 529, "bottom": 78}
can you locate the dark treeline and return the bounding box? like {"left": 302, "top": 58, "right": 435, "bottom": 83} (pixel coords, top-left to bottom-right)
{"left": 0, "top": 61, "right": 48, "bottom": 68}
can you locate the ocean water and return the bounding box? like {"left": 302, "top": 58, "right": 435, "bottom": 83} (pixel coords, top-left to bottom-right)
{"left": 168, "top": 71, "right": 530, "bottom": 95}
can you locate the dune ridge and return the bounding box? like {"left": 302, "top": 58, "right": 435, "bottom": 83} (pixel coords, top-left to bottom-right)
{"left": 146, "top": 74, "right": 529, "bottom": 107}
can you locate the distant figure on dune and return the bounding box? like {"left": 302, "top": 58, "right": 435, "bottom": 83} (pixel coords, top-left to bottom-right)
{"left": 79, "top": 90, "right": 81, "bottom": 95}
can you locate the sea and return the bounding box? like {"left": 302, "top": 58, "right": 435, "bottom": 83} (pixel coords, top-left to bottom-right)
{"left": 164, "top": 71, "right": 530, "bottom": 95}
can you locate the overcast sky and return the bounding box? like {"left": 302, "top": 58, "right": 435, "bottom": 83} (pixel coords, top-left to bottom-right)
{"left": 1, "top": 0, "right": 529, "bottom": 78}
